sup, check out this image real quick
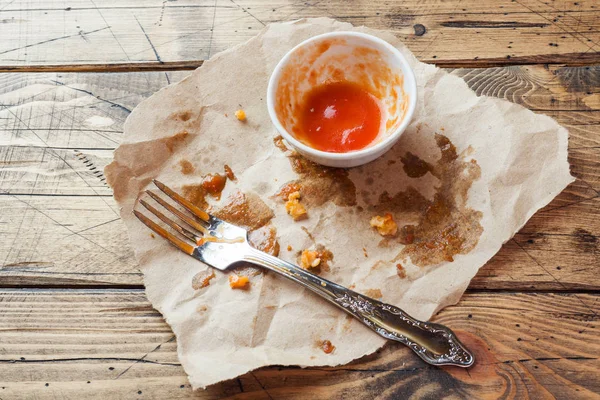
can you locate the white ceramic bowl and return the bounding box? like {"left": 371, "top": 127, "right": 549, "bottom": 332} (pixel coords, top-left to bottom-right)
{"left": 267, "top": 31, "right": 417, "bottom": 168}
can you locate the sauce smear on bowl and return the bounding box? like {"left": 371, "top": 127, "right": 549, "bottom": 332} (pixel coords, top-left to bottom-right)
{"left": 298, "top": 81, "right": 382, "bottom": 153}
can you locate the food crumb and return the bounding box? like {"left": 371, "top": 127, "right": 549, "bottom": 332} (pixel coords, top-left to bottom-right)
{"left": 235, "top": 109, "right": 246, "bottom": 121}
{"left": 285, "top": 191, "right": 307, "bottom": 220}
{"left": 300, "top": 250, "right": 321, "bottom": 270}
{"left": 287, "top": 245, "right": 293, "bottom": 251}
{"left": 276, "top": 182, "right": 301, "bottom": 201}
{"left": 362, "top": 247, "right": 368, "bottom": 257}
{"left": 229, "top": 274, "right": 250, "bottom": 289}
{"left": 396, "top": 264, "right": 407, "bottom": 279}
{"left": 224, "top": 164, "right": 236, "bottom": 181}
{"left": 150, "top": 233, "right": 155, "bottom": 239}
{"left": 321, "top": 340, "right": 335, "bottom": 354}
{"left": 370, "top": 213, "right": 398, "bottom": 236}
{"left": 197, "top": 305, "right": 208, "bottom": 312}
{"left": 299, "top": 246, "right": 333, "bottom": 273}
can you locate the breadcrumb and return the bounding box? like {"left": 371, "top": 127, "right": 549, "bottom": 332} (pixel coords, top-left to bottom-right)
{"left": 370, "top": 213, "right": 398, "bottom": 236}
{"left": 300, "top": 250, "right": 321, "bottom": 270}
{"left": 229, "top": 274, "right": 249, "bottom": 289}
{"left": 285, "top": 191, "right": 307, "bottom": 220}
{"left": 235, "top": 109, "right": 246, "bottom": 121}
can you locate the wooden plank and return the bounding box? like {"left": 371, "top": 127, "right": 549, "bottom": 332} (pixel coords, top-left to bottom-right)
{"left": 0, "top": 71, "right": 189, "bottom": 149}
{"left": 451, "top": 65, "right": 600, "bottom": 113}
{"left": 0, "top": 289, "right": 597, "bottom": 399}
{"left": 0, "top": 61, "right": 204, "bottom": 73}
{"left": 0, "top": 147, "right": 114, "bottom": 196}
{"left": 0, "top": 72, "right": 189, "bottom": 196}
{"left": 1, "top": 0, "right": 600, "bottom": 68}
{"left": 0, "top": 195, "right": 139, "bottom": 287}
{"left": 0, "top": 66, "right": 598, "bottom": 289}
{"left": 474, "top": 196, "right": 600, "bottom": 291}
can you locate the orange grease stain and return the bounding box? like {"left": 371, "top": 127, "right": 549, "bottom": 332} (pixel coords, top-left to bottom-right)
{"left": 297, "top": 81, "right": 381, "bottom": 152}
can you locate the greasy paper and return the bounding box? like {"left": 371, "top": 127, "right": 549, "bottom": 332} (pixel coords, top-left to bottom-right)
{"left": 105, "top": 18, "right": 574, "bottom": 388}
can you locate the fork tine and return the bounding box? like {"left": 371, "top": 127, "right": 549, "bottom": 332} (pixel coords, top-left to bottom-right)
{"left": 139, "top": 199, "right": 200, "bottom": 244}
{"left": 133, "top": 210, "right": 195, "bottom": 255}
{"left": 146, "top": 190, "right": 209, "bottom": 236}
{"left": 153, "top": 180, "right": 211, "bottom": 222}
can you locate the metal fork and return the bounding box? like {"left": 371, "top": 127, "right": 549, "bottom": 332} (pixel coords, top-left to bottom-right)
{"left": 134, "top": 180, "right": 475, "bottom": 368}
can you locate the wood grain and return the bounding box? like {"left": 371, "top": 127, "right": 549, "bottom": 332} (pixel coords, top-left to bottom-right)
{"left": 1, "top": 66, "right": 598, "bottom": 290}
{"left": 1, "top": 1, "right": 599, "bottom": 397}
{"left": 0, "top": 289, "right": 597, "bottom": 399}
{"left": 1, "top": 0, "right": 600, "bottom": 69}
{"left": 0, "top": 61, "right": 204, "bottom": 73}
{"left": 0, "top": 195, "right": 139, "bottom": 287}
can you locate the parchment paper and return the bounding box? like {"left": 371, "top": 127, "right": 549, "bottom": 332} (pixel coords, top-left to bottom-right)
{"left": 105, "top": 18, "right": 574, "bottom": 389}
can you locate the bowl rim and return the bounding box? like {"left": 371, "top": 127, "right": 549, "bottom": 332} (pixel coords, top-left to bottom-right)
{"left": 266, "top": 30, "right": 418, "bottom": 162}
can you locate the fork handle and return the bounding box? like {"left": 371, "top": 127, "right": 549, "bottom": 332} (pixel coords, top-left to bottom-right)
{"left": 244, "top": 247, "right": 474, "bottom": 367}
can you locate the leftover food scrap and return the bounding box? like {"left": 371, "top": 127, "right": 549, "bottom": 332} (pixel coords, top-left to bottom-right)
{"left": 300, "top": 250, "right": 321, "bottom": 270}
{"left": 229, "top": 274, "right": 249, "bottom": 289}
{"left": 235, "top": 109, "right": 246, "bottom": 121}
{"left": 320, "top": 340, "right": 335, "bottom": 354}
{"left": 285, "top": 191, "right": 307, "bottom": 221}
{"left": 370, "top": 213, "right": 398, "bottom": 236}
{"left": 299, "top": 246, "right": 333, "bottom": 273}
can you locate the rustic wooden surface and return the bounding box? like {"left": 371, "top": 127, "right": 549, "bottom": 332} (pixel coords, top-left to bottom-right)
{"left": 0, "top": 0, "right": 599, "bottom": 399}
{"left": 0, "top": 290, "right": 598, "bottom": 399}
{"left": 1, "top": 0, "right": 600, "bottom": 69}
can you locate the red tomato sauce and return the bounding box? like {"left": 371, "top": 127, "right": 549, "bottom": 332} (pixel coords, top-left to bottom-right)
{"left": 296, "top": 81, "right": 382, "bottom": 153}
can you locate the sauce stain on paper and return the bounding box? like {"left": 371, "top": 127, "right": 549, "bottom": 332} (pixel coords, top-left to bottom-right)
{"left": 379, "top": 134, "right": 483, "bottom": 267}
{"left": 274, "top": 130, "right": 482, "bottom": 269}
{"left": 274, "top": 151, "right": 356, "bottom": 208}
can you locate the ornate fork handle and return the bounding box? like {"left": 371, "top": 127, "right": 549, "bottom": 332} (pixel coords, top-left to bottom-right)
{"left": 245, "top": 247, "right": 474, "bottom": 367}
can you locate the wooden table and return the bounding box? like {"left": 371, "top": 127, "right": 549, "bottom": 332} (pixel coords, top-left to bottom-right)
{"left": 1, "top": 1, "right": 598, "bottom": 398}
